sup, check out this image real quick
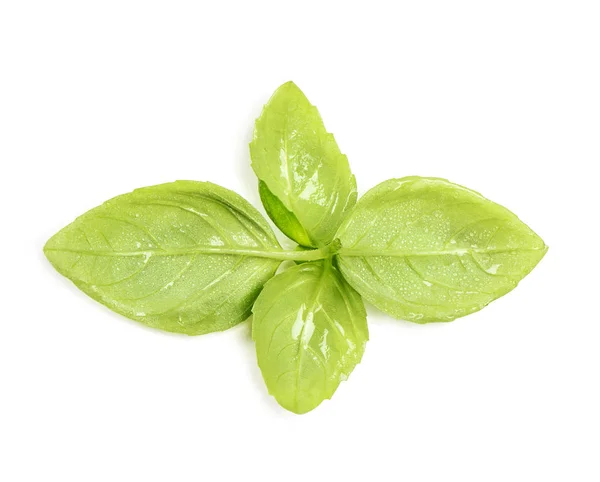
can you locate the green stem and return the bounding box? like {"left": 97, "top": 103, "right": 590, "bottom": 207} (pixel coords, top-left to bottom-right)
{"left": 255, "top": 247, "right": 330, "bottom": 261}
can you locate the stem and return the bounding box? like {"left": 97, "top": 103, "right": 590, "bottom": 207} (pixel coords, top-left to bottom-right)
{"left": 250, "top": 247, "right": 330, "bottom": 261}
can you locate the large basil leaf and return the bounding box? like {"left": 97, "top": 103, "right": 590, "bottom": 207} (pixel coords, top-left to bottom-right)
{"left": 252, "top": 262, "right": 368, "bottom": 414}
{"left": 44, "top": 181, "right": 282, "bottom": 335}
{"left": 250, "top": 81, "right": 357, "bottom": 247}
{"left": 336, "top": 177, "right": 548, "bottom": 323}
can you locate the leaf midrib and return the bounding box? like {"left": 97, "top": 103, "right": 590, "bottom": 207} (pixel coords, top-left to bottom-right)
{"left": 293, "top": 263, "right": 330, "bottom": 412}
{"left": 44, "top": 246, "right": 328, "bottom": 261}
{"left": 338, "top": 246, "right": 546, "bottom": 257}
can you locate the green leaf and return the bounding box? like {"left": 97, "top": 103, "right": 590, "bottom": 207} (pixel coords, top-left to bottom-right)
{"left": 44, "top": 181, "right": 283, "bottom": 335}
{"left": 250, "top": 81, "right": 357, "bottom": 247}
{"left": 336, "top": 177, "right": 548, "bottom": 323}
{"left": 252, "top": 262, "right": 368, "bottom": 414}
{"left": 258, "top": 180, "right": 312, "bottom": 247}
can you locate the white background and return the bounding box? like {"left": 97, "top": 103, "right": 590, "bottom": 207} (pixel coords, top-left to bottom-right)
{"left": 1, "top": 1, "right": 599, "bottom": 481}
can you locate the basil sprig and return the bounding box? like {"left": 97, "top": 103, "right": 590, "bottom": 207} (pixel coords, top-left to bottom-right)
{"left": 45, "top": 82, "right": 547, "bottom": 414}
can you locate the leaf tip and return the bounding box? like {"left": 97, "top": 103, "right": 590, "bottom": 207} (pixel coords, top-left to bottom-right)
{"left": 277, "top": 395, "right": 322, "bottom": 415}
{"left": 279, "top": 79, "right": 301, "bottom": 91}
{"left": 42, "top": 231, "right": 59, "bottom": 260}
{"left": 271, "top": 80, "right": 309, "bottom": 105}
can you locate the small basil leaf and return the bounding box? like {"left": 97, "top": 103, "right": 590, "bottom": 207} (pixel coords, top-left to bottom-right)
{"left": 336, "top": 177, "right": 547, "bottom": 323}
{"left": 252, "top": 262, "right": 368, "bottom": 414}
{"left": 44, "top": 181, "right": 282, "bottom": 335}
{"left": 258, "top": 180, "right": 312, "bottom": 247}
{"left": 250, "top": 81, "right": 357, "bottom": 247}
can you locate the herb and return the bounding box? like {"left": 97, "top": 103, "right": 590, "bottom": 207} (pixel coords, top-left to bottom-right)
{"left": 250, "top": 81, "right": 357, "bottom": 247}
{"left": 44, "top": 181, "right": 288, "bottom": 335}
{"left": 253, "top": 261, "right": 368, "bottom": 414}
{"left": 336, "top": 177, "right": 548, "bottom": 322}
{"left": 45, "top": 82, "right": 547, "bottom": 414}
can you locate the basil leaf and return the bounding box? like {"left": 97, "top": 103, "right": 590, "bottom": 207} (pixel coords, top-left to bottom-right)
{"left": 44, "top": 181, "right": 282, "bottom": 335}
{"left": 336, "top": 177, "right": 548, "bottom": 323}
{"left": 258, "top": 180, "right": 312, "bottom": 247}
{"left": 252, "top": 262, "right": 368, "bottom": 414}
{"left": 250, "top": 81, "right": 357, "bottom": 247}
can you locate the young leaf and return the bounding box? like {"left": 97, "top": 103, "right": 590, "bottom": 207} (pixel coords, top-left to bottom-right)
{"left": 44, "top": 181, "right": 283, "bottom": 335}
{"left": 252, "top": 262, "right": 368, "bottom": 414}
{"left": 258, "top": 180, "right": 312, "bottom": 247}
{"left": 250, "top": 81, "right": 357, "bottom": 247}
{"left": 336, "top": 177, "right": 547, "bottom": 323}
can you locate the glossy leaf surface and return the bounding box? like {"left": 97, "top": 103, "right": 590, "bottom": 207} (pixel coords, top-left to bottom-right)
{"left": 44, "top": 181, "right": 282, "bottom": 335}
{"left": 250, "top": 81, "right": 357, "bottom": 246}
{"left": 252, "top": 262, "right": 368, "bottom": 414}
{"left": 336, "top": 177, "right": 547, "bottom": 323}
